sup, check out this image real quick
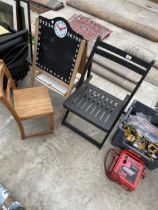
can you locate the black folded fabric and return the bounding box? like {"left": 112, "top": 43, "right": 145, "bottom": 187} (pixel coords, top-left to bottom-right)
{"left": 0, "top": 29, "right": 29, "bottom": 86}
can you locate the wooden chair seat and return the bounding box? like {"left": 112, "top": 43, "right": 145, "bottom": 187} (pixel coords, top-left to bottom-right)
{"left": 13, "top": 86, "right": 53, "bottom": 120}
{"left": 0, "top": 60, "right": 54, "bottom": 139}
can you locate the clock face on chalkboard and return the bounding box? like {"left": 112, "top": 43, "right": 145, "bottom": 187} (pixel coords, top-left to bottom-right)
{"left": 54, "top": 20, "right": 67, "bottom": 38}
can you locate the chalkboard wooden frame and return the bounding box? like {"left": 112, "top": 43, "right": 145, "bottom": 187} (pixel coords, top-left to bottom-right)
{"left": 30, "top": 16, "right": 87, "bottom": 98}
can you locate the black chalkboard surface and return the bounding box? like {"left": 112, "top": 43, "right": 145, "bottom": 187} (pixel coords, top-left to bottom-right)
{"left": 36, "top": 16, "right": 83, "bottom": 85}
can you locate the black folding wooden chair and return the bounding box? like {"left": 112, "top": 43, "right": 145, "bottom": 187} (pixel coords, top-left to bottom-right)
{"left": 62, "top": 37, "right": 154, "bottom": 149}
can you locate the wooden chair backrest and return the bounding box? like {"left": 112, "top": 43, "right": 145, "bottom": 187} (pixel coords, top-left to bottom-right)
{"left": 0, "top": 60, "right": 21, "bottom": 122}
{"left": 0, "top": 60, "right": 16, "bottom": 101}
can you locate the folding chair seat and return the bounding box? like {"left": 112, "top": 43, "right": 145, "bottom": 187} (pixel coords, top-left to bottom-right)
{"left": 62, "top": 37, "right": 154, "bottom": 149}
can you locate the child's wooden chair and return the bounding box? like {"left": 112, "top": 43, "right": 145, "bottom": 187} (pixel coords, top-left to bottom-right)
{"left": 0, "top": 60, "right": 54, "bottom": 139}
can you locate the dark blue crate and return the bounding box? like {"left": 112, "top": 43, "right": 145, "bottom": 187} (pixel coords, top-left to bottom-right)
{"left": 112, "top": 100, "right": 158, "bottom": 170}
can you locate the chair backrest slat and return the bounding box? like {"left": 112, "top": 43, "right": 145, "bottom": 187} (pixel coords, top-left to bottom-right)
{"left": 83, "top": 37, "right": 154, "bottom": 81}
{"left": 78, "top": 37, "right": 155, "bottom": 98}
{"left": 95, "top": 48, "right": 145, "bottom": 75}
{"left": 0, "top": 60, "right": 16, "bottom": 107}
{"left": 6, "top": 79, "right": 13, "bottom": 103}
{"left": 0, "top": 60, "right": 23, "bottom": 135}
{"left": 97, "top": 40, "right": 150, "bottom": 69}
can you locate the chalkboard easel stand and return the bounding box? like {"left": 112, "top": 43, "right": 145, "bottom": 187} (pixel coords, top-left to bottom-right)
{"left": 30, "top": 17, "right": 87, "bottom": 99}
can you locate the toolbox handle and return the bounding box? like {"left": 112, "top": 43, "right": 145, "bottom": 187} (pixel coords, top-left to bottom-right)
{"left": 104, "top": 148, "right": 120, "bottom": 181}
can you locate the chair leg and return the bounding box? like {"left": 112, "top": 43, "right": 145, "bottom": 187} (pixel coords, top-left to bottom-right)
{"left": 16, "top": 120, "right": 26, "bottom": 140}
{"left": 62, "top": 110, "right": 109, "bottom": 149}
{"left": 20, "top": 114, "right": 54, "bottom": 140}
{"left": 61, "top": 109, "right": 69, "bottom": 124}
{"left": 30, "top": 65, "right": 36, "bottom": 87}
{"left": 98, "top": 131, "right": 111, "bottom": 149}
{"left": 99, "top": 124, "right": 117, "bottom": 149}
{"left": 20, "top": 129, "right": 26, "bottom": 140}
{"left": 62, "top": 108, "right": 118, "bottom": 149}
{"left": 49, "top": 113, "right": 54, "bottom": 131}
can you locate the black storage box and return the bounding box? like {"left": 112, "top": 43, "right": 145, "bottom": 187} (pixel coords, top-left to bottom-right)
{"left": 112, "top": 100, "right": 158, "bottom": 170}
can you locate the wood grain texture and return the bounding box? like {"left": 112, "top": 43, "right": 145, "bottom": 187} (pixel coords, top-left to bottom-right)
{"left": 13, "top": 86, "right": 53, "bottom": 120}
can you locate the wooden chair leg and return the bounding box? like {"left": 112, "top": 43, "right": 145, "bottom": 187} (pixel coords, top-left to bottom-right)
{"left": 20, "top": 127, "right": 26, "bottom": 140}
{"left": 49, "top": 113, "right": 54, "bottom": 131}
{"left": 16, "top": 120, "right": 26, "bottom": 140}
{"left": 30, "top": 65, "right": 36, "bottom": 87}
{"left": 20, "top": 114, "right": 54, "bottom": 140}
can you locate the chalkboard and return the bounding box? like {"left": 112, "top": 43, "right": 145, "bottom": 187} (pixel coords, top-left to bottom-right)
{"left": 36, "top": 16, "right": 83, "bottom": 85}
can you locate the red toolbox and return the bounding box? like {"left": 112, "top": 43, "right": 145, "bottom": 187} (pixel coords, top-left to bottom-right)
{"left": 104, "top": 149, "right": 145, "bottom": 191}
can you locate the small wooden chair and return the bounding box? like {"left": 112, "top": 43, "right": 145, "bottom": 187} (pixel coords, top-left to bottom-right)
{"left": 0, "top": 60, "right": 54, "bottom": 139}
